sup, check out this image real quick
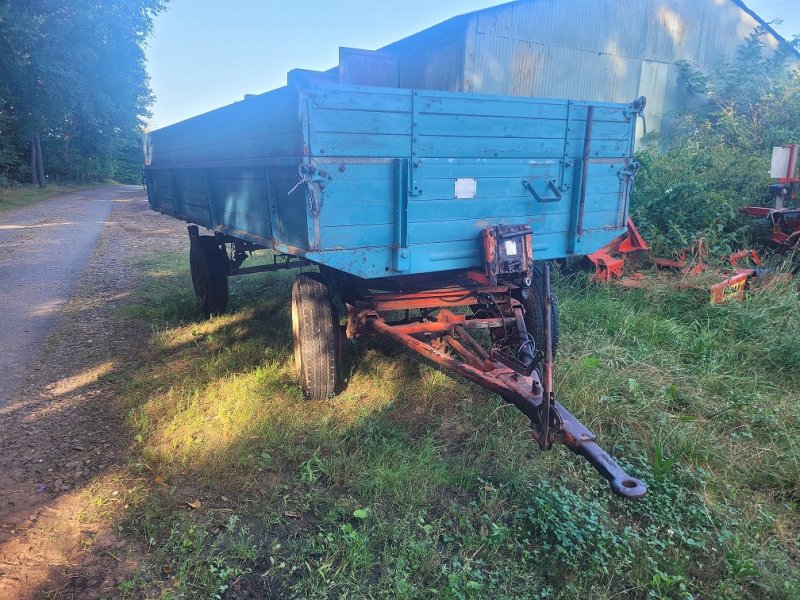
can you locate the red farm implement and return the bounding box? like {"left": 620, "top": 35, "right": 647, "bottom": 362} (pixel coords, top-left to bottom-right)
{"left": 741, "top": 144, "right": 800, "bottom": 251}
{"left": 587, "top": 221, "right": 764, "bottom": 303}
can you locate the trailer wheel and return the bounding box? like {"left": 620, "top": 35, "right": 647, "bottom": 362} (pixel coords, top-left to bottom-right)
{"left": 190, "top": 236, "right": 229, "bottom": 318}
{"left": 516, "top": 264, "right": 560, "bottom": 357}
{"left": 291, "top": 274, "right": 340, "bottom": 400}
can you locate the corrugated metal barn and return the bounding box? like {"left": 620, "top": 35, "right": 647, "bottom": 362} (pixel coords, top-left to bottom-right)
{"left": 326, "top": 0, "right": 798, "bottom": 141}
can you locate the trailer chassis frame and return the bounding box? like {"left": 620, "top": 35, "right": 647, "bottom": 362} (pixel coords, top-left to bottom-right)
{"left": 340, "top": 269, "right": 647, "bottom": 499}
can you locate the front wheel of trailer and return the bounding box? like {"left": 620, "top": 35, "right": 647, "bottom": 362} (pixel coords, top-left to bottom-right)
{"left": 291, "top": 274, "right": 340, "bottom": 400}
{"left": 189, "top": 236, "right": 229, "bottom": 318}
{"left": 515, "top": 264, "right": 560, "bottom": 357}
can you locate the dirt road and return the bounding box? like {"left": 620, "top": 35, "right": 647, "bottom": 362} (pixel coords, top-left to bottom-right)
{"left": 0, "top": 187, "right": 186, "bottom": 598}
{"left": 0, "top": 187, "right": 129, "bottom": 407}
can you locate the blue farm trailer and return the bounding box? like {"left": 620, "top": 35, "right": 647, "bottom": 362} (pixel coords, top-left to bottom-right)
{"left": 144, "top": 71, "right": 647, "bottom": 498}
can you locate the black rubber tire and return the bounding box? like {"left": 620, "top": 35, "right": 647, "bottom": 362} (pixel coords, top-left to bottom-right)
{"left": 291, "top": 274, "right": 340, "bottom": 400}
{"left": 515, "top": 264, "right": 560, "bottom": 357}
{"left": 189, "top": 236, "right": 229, "bottom": 318}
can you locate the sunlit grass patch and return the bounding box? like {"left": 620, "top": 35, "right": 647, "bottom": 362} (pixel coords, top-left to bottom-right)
{"left": 0, "top": 182, "right": 101, "bottom": 212}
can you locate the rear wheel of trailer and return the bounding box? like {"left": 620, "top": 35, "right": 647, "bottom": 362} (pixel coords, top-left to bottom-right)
{"left": 516, "top": 264, "right": 560, "bottom": 357}
{"left": 189, "top": 235, "right": 229, "bottom": 318}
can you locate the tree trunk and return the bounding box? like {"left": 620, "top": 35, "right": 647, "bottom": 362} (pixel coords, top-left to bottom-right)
{"left": 31, "top": 135, "right": 37, "bottom": 185}
{"left": 34, "top": 130, "right": 46, "bottom": 188}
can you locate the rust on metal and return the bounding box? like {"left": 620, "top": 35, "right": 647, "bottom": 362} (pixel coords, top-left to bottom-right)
{"left": 358, "top": 285, "right": 509, "bottom": 311}
{"left": 339, "top": 226, "right": 646, "bottom": 497}
{"left": 587, "top": 217, "right": 648, "bottom": 283}
{"left": 454, "top": 325, "right": 491, "bottom": 361}
{"left": 481, "top": 224, "right": 534, "bottom": 286}
{"left": 539, "top": 262, "right": 557, "bottom": 450}
{"left": 587, "top": 219, "right": 767, "bottom": 304}
{"left": 710, "top": 272, "right": 750, "bottom": 303}
{"left": 387, "top": 316, "right": 513, "bottom": 336}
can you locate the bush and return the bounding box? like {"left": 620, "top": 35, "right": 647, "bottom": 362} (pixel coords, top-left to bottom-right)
{"left": 631, "top": 30, "right": 800, "bottom": 258}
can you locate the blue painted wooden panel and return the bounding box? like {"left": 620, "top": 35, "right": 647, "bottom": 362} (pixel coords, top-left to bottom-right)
{"left": 417, "top": 94, "right": 628, "bottom": 122}
{"left": 146, "top": 81, "right": 637, "bottom": 280}
{"left": 149, "top": 171, "right": 176, "bottom": 215}
{"left": 149, "top": 133, "right": 303, "bottom": 164}
{"left": 311, "top": 87, "right": 411, "bottom": 112}
{"left": 310, "top": 132, "right": 411, "bottom": 158}
{"left": 209, "top": 171, "right": 272, "bottom": 241}
{"left": 414, "top": 114, "right": 626, "bottom": 140}
{"left": 173, "top": 172, "right": 210, "bottom": 224}
{"left": 413, "top": 166, "right": 626, "bottom": 203}
{"left": 145, "top": 86, "right": 303, "bottom": 165}
{"left": 413, "top": 137, "right": 629, "bottom": 159}
{"left": 312, "top": 161, "right": 394, "bottom": 228}
{"left": 305, "top": 86, "right": 634, "bottom": 274}
{"left": 270, "top": 166, "right": 310, "bottom": 250}
{"left": 407, "top": 193, "right": 622, "bottom": 222}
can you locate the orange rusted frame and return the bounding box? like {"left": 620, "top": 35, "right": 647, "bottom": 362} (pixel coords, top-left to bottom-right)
{"left": 388, "top": 316, "right": 514, "bottom": 335}
{"left": 363, "top": 314, "right": 647, "bottom": 498}
{"left": 362, "top": 285, "right": 509, "bottom": 311}
{"left": 617, "top": 217, "right": 649, "bottom": 253}
{"left": 710, "top": 271, "right": 753, "bottom": 304}
{"left": 728, "top": 249, "right": 761, "bottom": 268}
{"left": 741, "top": 206, "right": 800, "bottom": 250}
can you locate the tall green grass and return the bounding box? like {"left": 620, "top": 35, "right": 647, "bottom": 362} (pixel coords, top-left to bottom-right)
{"left": 116, "top": 251, "right": 800, "bottom": 598}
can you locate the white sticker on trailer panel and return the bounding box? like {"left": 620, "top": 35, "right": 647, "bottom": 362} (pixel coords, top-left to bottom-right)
{"left": 454, "top": 178, "right": 477, "bottom": 199}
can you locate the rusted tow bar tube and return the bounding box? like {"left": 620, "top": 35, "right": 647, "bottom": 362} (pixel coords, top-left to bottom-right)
{"left": 344, "top": 229, "right": 646, "bottom": 499}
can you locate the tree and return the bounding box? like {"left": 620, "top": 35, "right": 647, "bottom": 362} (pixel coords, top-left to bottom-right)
{"left": 0, "top": 0, "right": 167, "bottom": 184}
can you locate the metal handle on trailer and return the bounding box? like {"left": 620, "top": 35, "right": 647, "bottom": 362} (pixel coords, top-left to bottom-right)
{"left": 522, "top": 178, "right": 563, "bottom": 203}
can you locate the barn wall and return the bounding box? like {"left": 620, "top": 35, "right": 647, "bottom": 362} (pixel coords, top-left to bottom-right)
{"left": 382, "top": 0, "right": 786, "bottom": 140}
{"left": 383, "top": 17, "right": 469, "bottom": 92}
{"left": 462, "top": 0, "right": 778, "bottom": 136}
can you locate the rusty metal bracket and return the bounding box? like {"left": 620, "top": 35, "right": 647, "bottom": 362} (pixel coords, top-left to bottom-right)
{"left": 538, "top": 262, "right": 558, "bottom": 450}
{"left": 490, "top": 348, "right": 535, "bottom": 377}
{"left": 481, "top": 225, "right": 534, "bottom": 286}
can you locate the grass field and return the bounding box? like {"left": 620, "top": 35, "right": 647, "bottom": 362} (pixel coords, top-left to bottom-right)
{"left": 113, "top": 249, "right": 800, "bottom": 599}
{"left": 0, "top": 182, "right": 102, "bottom": 212}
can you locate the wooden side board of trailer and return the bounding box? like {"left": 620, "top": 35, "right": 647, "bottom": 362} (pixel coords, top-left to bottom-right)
{"left": 145, "top": 81, "right": 642, "bottom": 279}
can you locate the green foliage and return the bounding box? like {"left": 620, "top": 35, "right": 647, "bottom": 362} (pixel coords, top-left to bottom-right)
{"left": 121, "top": 500, "right": 257, "bottom": 598}
{"left": 631, "top": 143, "right": 768, "bottom": 256}
{"left": 631, "top": 30, "right": 800, "bottom": 257}
{"left": 651, "top": 440, "right": 678, "bottom": 482}
{"left": 0, "top": 1, "right": 166, "bottom": 184}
